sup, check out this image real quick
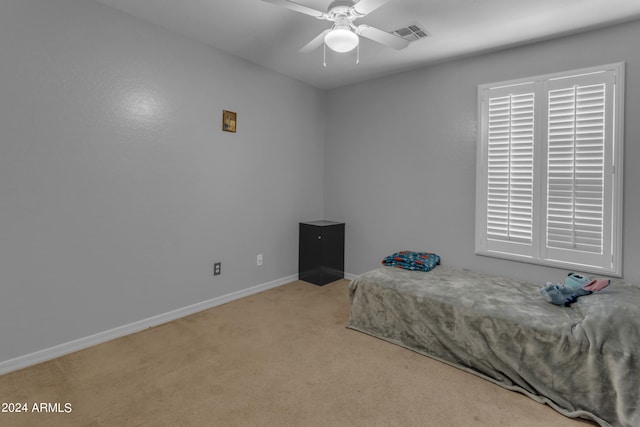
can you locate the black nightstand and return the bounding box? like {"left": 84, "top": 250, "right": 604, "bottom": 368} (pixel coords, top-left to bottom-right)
{"left": 299, "top": 221, "right": 345, "bottom": 286}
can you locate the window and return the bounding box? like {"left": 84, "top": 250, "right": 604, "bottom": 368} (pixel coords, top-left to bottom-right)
{"left": 475, "top": 63, "right": 624, "bottom": 276}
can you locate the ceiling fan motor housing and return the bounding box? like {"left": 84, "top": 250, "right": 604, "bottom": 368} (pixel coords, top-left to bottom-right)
{"left": 327, "top": 0, "right": 358, "bottom": 19}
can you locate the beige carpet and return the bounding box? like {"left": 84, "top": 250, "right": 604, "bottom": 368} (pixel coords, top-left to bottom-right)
{"left": 0, "top": 279, "right": 595, "bottom": 427}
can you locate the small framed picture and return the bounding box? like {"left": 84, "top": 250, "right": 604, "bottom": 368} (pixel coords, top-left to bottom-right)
{"left": 222, "top": 110, "right": 237, "bottom": 133}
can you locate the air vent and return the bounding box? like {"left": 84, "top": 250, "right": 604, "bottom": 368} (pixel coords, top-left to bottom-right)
{"left": 393, "top": 23, "right": 429, "bottom": 42}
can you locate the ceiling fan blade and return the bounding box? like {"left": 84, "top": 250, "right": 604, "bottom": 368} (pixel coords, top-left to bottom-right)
{"left": 262, "top": 0, "right": 327, "bottom": 19}
{"left": 357, "top": 25, "right": 409, "bottom": 50}
{"left": 351, "top": 0, "right": 393, "bottom": 16}
{"left": 299, "top": 29, "right": 331, "bottom": 53}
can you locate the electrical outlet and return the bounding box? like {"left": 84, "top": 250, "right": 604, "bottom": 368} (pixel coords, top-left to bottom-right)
{"left": 213, "top": 262, "right": 221, "bottom": 276}
{"left": 257, "top": 254, "right": 263, "bottom": 266}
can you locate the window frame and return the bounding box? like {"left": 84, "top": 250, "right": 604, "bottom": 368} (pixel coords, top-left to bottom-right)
{"left": 475, "top": 63, "right": 624, "bottom": 277}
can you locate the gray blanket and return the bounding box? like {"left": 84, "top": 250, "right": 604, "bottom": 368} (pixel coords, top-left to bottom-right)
{"left": 346, "top": 266, "right": 640, "bottom": 427}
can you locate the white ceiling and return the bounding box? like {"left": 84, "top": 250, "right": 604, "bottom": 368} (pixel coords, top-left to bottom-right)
{"left": 94, "top": 0, "right": 640, "bottom": 90}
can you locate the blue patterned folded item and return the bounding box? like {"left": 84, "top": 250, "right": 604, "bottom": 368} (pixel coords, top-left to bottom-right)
{"left": 382, "top": 251, "right": 440, "bottom": 272}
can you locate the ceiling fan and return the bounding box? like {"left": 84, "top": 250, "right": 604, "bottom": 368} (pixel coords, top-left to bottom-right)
{"left": 262, "top": 0, "right": 409, "bottom": 61}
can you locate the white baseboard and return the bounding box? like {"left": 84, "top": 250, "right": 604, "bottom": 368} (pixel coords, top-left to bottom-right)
{"left": 0, "top": 274, "right": 297, "bottom": 376}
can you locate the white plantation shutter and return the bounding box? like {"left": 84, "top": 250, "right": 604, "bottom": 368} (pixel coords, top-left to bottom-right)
{"left": 476, "top": 63, "right": 624, "bottom": 276}
{"left": 483, "top": 83, "right": 536, "bottom": 257}
{"left": 543, "top": 71, "right": 616, "bottom": 269}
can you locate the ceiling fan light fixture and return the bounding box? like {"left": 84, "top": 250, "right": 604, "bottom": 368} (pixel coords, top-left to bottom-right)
{"left": 324, "top": 28, "right": 359, "bottom": 52}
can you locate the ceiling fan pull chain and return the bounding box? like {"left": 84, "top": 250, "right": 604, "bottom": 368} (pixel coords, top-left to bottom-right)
{"left": 356, "top": 43, "right": 360, "bottom": 65}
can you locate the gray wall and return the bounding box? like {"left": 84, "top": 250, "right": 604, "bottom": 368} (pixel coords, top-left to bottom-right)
{"left": 325, "top": 19, "right": 640, "bottom": 284}
{"left": 0, "top": 0, "right": 325, "bottom": 362}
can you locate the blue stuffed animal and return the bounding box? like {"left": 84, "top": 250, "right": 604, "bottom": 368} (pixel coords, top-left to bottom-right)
{"left": 540, "top": 273, "right": 592, "bottom": 306}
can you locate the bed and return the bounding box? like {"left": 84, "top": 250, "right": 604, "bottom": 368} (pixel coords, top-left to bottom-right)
{"left": 346, "top": 265, "right": 640, "bottom": 427}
